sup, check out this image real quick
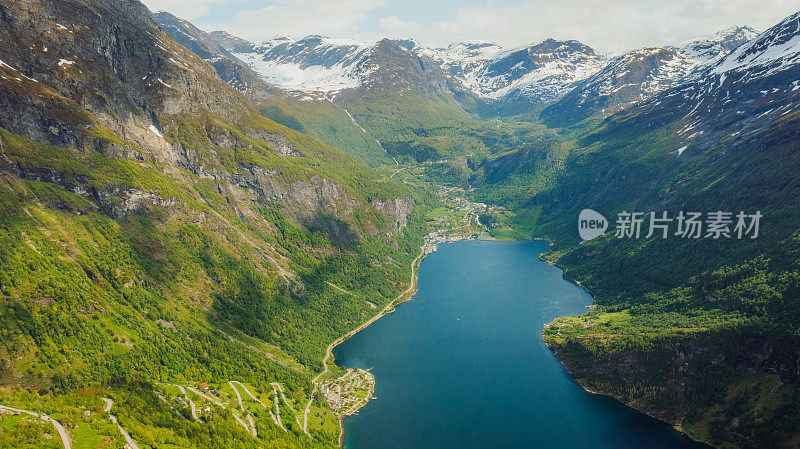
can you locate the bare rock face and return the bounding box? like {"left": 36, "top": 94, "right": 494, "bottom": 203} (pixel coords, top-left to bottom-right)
{"left": 0, "top": 0, "right": 414, "bottom": 246}
{"left": 246, "top": 130, "right": 304, "bottom": 157}
{"left": 371, "top": 196, "right": 414, "bottom": 234}
{"left": 97, "top": 186, "right": 177, "bottom": 219}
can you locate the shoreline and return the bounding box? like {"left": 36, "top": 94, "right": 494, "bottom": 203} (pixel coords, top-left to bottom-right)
{"left": 540, "top": 250, "right": 715, "bottom": 449}
{"left": 544, "top": 341, "right": 715, "bottom": 448}
{"left": 312, "top": 238, "right": 431, "bottom": 447}
{"left": 326, "top": 234, "right": 531, "bottom": 445}
{"left": 320, "top": 222, "right": 711, "bottom": 448}
{"left": 317, "top": 198, "right": 525, "bottom": 446}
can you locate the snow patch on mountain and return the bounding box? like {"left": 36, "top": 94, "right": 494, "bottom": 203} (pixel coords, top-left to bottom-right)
{"left": 709, "top": 14, "right": 800, "bottom": 80}
{"left": 587, "top": 48, "right": 695, "bottom": 98}
{"left": 233, "top": 36, "right": 377, "bottom": 93}
{"left": 670, "top": 26, "right": 760, "bottom": 63}
{"left": 425, "top": 39, "right": 607, "bottom": 102}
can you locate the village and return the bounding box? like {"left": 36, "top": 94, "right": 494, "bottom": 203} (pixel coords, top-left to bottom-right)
{"left": 425, "top": 189, "right": 515, "bottom": 245}
{"left": 318, "top": 368, "right": 376, "bottom": 416}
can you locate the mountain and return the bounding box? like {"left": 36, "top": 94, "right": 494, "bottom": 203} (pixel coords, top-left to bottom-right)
{"left": 670, "top": 25, "right": 760, "bottom": 63}
{"left": 540, "top": 47, "right": 696, "bottom": 126}
{"left": 220, "top": 32, "right": 610, "bottom": 119}
{"left": 225, "top": 34, "right": 461, "bottom": 100}
{"left": 0, "top": 0, "right": 425, "bottom": 447}
{"left": 231, "top": 35, "right": 376, "bottom": 93}
{"left": 231, "top": 35, "right": 607, "bottom": 107}
{"left": 424, "top": 40, "right": 505, "bottom": 80}
{"left": 154, "top": 10, "right": 272, "bottom": 95}
{"left": 473, "top": 10, "right": 800, "bottom": 448}
{"left": 445, "top": 39, "right": 607, "bottom": 106}
{"left": 211, "top": 31, "right": 499, "bottom": 166}
{"left": 188, "top": 25, "right": 762, "bottom": 128}
{"left": 541, "top": 26, "right": 762, "bottom": 127}
{"left": 154, "top": 11, "right": 392, "bottom": 166}
{"left": 617, "top": 12, "right": 800, "bottom": 153}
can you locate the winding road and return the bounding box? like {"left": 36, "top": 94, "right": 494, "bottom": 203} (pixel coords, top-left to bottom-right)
{"left": 229, "top": 381, "right": 268, "bottom": 410}
{"left": 186, "top": 386, "right": 226, "bottom": 409}
{"left": 172, "top": 385, "right": 202, "bottom": 423}
{"left": 228, "top": 381, "right": 245, "bottom": 412}
{"left": 0, "top": 404, "right": 71, "bottom": 449}
{"left": 101, "top": 398, "right": 139, "bottom": 449}
{"left": 312, "top": 246, "right": 424, "bottom": 388}
{"left": 271, "top": 384, "right": 288, "bottom": 432}
{"left": 228, "top": 381, "right": 257, "bottom": 437}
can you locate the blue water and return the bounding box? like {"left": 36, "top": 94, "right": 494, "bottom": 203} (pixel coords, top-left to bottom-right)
{"left": 334, "top": 240, "right": 706, "bottom": 449}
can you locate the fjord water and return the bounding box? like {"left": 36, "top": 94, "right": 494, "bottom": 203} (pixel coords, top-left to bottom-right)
{"left": 334, "top": 240, "right": 705, "bottom": 449}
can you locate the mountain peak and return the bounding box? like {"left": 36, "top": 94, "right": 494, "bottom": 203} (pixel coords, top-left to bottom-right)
{"left": 671, "top": 24, "right": 759, "bottom": 62}
{"left": 391, "top": 38, "right": 421, "bottom": 51}
{"left": 709, "top": 11, "right": 800, "bottom": 78}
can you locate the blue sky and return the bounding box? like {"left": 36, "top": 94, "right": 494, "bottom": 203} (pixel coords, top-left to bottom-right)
{"left": 141, "top": 0, "right": 800, "bottom": 52}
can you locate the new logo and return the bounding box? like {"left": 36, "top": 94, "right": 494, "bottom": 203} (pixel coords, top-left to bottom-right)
{"left": 578, "top": 209, "right": 608, "bottom": 241}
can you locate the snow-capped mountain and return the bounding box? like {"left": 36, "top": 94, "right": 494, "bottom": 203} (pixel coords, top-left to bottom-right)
{"left": 230, "top": 35, "right": 377, "bottom": 93}
{"left": 541, "top": 47, "right": 696, "bottom": 125}
{"left": 427, "top": 39, "right": 607, "bottom": 104}
{"left": 212, "top": 33, "right": 461, "bottom": 104}
{"left": 205, "top": 26, "right": 765, "bottom": 115}
{"left": 669, "top": 26, "right": 760, "bottom": 63}
{"left": 430, "top": 40, "right": 504, "bottom": 67}
{"left": 706, "top": 15, "right": 800, "bottom": 83}
{"left": 213, "top": 32, "right": 606, "bottom": 105}
{"left": 621, "top": 12, "right": 800, "bottom": 154}
{"left": 189, "top": 19, "right": 772, "bottom": 123}
{"left": 541, "top": 26, "right": 765, "bottom": 125}
{"left": 422, "top": 41, "right": 504, "bottom": 85}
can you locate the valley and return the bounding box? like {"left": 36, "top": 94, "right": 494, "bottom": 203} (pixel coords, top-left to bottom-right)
{"left": 0, "top": 1, "right": 799, "bottom": 448}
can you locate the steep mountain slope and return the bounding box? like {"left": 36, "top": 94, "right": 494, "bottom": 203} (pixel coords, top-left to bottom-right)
{"left": 210, "top": 31, "right": 484, "bottom": 164}
{"left": 474, "top": 10, "right": 800, "bottom": 448}
{"left": 0, "top": 0, "right": 425, "bottom": 447}
{"left": 458, "top": 39, "right": 606, "bottom": 105}
{"left": 154, "top": 12, "right": 392, "bottom": 166}
{"left": 541, "top": 48, "right": 696, "bottom": 126}
{"left": 616, "top": 12, "right": 800, "bottom": 156}
{"left": 541, "top": 26, "right": 762, "bottom": 127}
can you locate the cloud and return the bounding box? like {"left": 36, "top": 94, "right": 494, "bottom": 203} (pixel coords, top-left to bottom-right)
{"left": 140, "top": 0, "right": 232, "bottom": 20}
{"left": 142, "top": 0, "right": 799, "bottom": 52}
{"left": 220, "top": 0, "right": 387, "bottom": 41}
{"left": 407, "top": 0, "right": 799, "bottom": 52}
{"left": 378, "top": 15, "right": 422, "bottom": 38}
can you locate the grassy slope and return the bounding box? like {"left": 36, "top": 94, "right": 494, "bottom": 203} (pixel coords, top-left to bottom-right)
{"left": 0, "top": 2, "right": 434, "bottom": 446}
{"left": 0, "top": 122, "right": 430, "bottom": 447}
{"left": 256, "top": 96, "right": 392, "bottom": 168}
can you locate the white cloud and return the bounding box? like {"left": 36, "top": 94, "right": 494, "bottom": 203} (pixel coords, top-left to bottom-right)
{"left": 378, "top": 15, "right": 422, "bottom": 38}
{"left": 140, "top": 0, "right": 232, "bottom": 20}
{"left": 220, "top": 0, "right": 387, "bottom": 42}
{"left": 143, "top": 0, "right": 799, "bottom": 52}
{"left": 407, "top": 0, "right": 799, "bottom": 52}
